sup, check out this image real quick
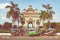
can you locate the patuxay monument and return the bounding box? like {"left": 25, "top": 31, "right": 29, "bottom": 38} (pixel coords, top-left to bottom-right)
{"left": 22, "top": 5, "right": 40, "bottom": 28}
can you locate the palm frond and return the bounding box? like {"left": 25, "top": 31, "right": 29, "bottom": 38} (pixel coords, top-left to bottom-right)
{"left": 6, "top": 11, "right": 11, "bottom": 18}
{"left": 10, "top": 1, "right": 15, "bottom": 6}
{"left": 42, "top": 4, "right": 46, "bottom": 8}
{"left": 5, "top": 6, "right": 10, "bottom": 8}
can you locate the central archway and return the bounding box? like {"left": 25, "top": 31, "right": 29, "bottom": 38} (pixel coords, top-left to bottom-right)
{"left": 28, "top": 22, "right": 33, "bottom": 28}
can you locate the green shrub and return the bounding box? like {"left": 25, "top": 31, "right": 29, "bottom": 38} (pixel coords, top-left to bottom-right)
{"left": 28, "top": 31, "right": 39, "bottom": 36}
{"left": 55, "top": 30, "right": 60, "bottom": 33}
{"left": 0, "top": 30, "right": 10, "bottom": 33}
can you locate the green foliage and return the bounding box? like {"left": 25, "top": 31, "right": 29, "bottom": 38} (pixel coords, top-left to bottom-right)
{"left": 0, "top": 30, "right": 10, "bottom": 33}
{"left": 55, "top": 26, "right": 60, "bottom": 33}
{"left": 28, "top": 31, "right": 39, "bottom": 36}
{"left": 56, "top": 30, "right": 60, "bottom": 33}
{"left": 39, "top": 29, "right": 43, "bottom": 33}
{"left": 36, "top": 19, "right": 40, "bottom": 25}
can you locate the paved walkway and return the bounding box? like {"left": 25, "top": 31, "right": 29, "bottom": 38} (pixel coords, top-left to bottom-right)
{"left": 0, "top": 36, "right": 60, "bottom": 40}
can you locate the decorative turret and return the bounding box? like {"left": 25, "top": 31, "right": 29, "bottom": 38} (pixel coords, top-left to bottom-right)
{"left": 34, "top": 9, "right": 38, "bottom": 13}
{"left": 22, "top": 5, "right": 39, "bottom": 14}
{"left": 28, "top": 5, "right": 33, "bottom": 11}
{"left": 23, "top": 9, "right": 26, "bottom": 13}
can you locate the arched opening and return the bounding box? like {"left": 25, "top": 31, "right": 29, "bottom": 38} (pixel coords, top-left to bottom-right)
{"left": 28, "top": 22, "right": 33, "bottom": 28}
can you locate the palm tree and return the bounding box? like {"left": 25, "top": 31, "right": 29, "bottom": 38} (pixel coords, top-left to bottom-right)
{"left": 42, "top": 4, "right": 55, "bottom": 30}
{"left": 41, "top": 11, "right": 47, "bottom": 23}
{"left": 6, "top": 1, "right": 20, "bottom": 29}
{"left": 19, "top": 15, "right": 25, "bottom": 28}
{"left": 36, "top": 10, "right": 47, "bottom": 27}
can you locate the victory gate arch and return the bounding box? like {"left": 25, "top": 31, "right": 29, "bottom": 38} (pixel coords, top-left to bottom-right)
{"left": 22, "top": 5, "right": 40, "bottom": 28}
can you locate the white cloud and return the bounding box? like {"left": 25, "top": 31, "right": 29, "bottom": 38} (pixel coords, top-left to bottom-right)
{"left": 0, "top": 14, "right": 22, "bottom": 26}
{"left": 0, "top": 14, "right": 12, "bottom": 22}
{"left": 0, "top": 3, "right": 11, "bottom": 9}
{"left": 52, "top": 16, "right": 60, "bottom": 22}
{"left": 0, "top": 14, "right": 4, "bottom": 16}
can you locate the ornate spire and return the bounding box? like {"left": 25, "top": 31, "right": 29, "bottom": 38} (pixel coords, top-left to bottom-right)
{"left": 28, "top": 5, "right": 33, "bottom": 11}
{"left": 29, "top": 5, "right": 32, "bottom": 8}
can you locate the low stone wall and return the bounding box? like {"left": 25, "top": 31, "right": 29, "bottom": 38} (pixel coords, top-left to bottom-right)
{"left": 56, "top": 33, "right": 60, "bottom": 35}
{"left": 0, "top": 33, "right": 11, "bottom": 36}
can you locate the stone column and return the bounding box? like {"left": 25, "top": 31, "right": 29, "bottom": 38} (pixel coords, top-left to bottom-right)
{"left": 32, "top": 21, "right": 35, "bottom": 28}
{"left": 34, "top": 21, "right": 36, "bottom": 27}
{"left": 35, "top": 20, "right": 37, "bottom": 27}
{"left": 23, "top": 20, "right": 27, "bottom": 28}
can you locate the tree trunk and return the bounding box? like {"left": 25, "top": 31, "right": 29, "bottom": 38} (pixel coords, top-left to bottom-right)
{"left": 42, "top": 20, "right": 44, "bottom": 26}
{"left": 39, "top": 18, "right": 41, "bottom": 26}
{"left": 17, "top": 18, "right": 19, "bottom": 29}
{"left": 12, "top": 21, "right": 15, "bottom": 28}
{"left": 47, "top": 18, "right": 51, "bottom": 30}
{"left": 47, "top": 9, "right": 51, "bottom": 31}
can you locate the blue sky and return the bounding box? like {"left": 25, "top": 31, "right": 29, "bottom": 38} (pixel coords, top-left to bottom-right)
{"left": 0, "top": 0, "right": 60, "bottom": 24}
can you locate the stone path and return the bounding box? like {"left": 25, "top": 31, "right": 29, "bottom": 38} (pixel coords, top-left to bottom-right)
{"left": 0, "top": 36, "right": 60, "bottom": 40}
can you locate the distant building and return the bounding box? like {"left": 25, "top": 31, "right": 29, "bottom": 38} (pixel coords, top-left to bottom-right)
{"left": 44, "top": 22, "right": 60, "bottom": 32}
{"left": 0, "top": 25, "right": 3, "bottom": 29}
{"left": 3, "top": 22, "right": 12, "bottom": 30}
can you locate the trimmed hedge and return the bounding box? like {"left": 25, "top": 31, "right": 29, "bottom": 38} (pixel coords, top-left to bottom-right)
{"left": 28, "top": 31, "right": 39, "bottom": 36}
{"left": 0, "top": 30, "right": 10, "bottom": 33}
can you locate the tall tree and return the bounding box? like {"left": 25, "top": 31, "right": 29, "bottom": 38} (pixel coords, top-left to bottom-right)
{"left": 6, "top": 1, "right": 20, "bottom": 29}
{"left": 42, "top": 4, "right": 55, "bottom": 30}
{"left": 19, "top": 15, "right": 25, "bottom": 28}
{"left": 39, "top": 11, "right": 47, "bottom": 26}
{"left": 36, "top": 11, "right": 47, "bottom": 27}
